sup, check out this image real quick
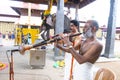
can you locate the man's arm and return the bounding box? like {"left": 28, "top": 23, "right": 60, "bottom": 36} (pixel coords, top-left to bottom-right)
{"left": 55, "top": 43, "right": 71, "bottom": 53}
{"left": 68, "top": 43, "right": 103, "bottom": 64}
{"left": 55, "top": 34, "right": 82, "bottom": 53}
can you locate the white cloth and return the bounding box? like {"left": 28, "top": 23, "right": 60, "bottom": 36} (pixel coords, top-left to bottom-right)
{"left": 46, "top": 15, "right": 53, "bottom": 27}
{"left": 64, "top": 53, "right": 94, "bottom": 80}
{"left": 64, "top": 53, "right": 73, "bottom": 80}
{"left": 73, "top": 61, "right": 93, "bottom": 80}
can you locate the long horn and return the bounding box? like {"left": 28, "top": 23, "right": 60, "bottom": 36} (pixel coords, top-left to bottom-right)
{"left": 19, "top": 33, "right": 82, "bottom": 55}
{"left": 19, "top": 45, "right": 33, "bottom": 55}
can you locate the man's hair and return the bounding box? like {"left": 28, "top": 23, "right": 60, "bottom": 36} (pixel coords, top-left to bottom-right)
{"left": 87, "top": 20, "right": 99, "bottom": 31}
{"left": 70, "top": 20, "right": 80, "bottom": 32}
{"left": 70, "top": 20, "right": 79, "bottom": 27}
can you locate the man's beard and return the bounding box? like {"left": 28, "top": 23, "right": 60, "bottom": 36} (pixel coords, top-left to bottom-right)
{"left": 83, "top": 28, "right": 93, "bottom": 38}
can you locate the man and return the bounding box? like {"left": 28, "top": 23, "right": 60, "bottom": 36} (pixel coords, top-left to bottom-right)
{"left": 55, "top": 20, "right": 82, "bottom": 80}
{"left": 41, "top": 11, "right": 53, "bottom": 40}
{"left": 55, "top": 20, "right": 103, "bottom": 80}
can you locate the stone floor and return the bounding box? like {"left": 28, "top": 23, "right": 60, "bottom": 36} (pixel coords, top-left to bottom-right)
{"left": 0, "top": 39, "right": 120, "bottom": 80}
{"left": 95, "top": 61, "right": 120, "bottom": 80}
{"left": 0, "top": 46, "right": 64, "bottom": 80}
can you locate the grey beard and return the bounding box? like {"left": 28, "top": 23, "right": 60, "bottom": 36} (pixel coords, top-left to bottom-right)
{"left": 83, "top": 28, "right": 93, "bottom": 38}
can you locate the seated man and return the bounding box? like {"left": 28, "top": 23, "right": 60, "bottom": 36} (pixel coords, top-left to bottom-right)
{"left": 55, "top": 20, "right": 103, "bottom": 80}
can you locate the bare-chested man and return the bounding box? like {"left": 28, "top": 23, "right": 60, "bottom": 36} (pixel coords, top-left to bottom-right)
{"left": 55, "top": 20, "right": 103, "bottom": 80}
{"left": 64, "top": 20, "right": 82, "bottom": 80}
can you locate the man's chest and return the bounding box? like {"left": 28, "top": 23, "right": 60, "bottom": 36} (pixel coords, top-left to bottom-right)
{"left": 80, "top": 41, "right": 95, "bottom": 55}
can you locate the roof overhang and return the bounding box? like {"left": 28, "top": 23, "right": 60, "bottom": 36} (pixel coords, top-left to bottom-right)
{"left": 11, "top": 0, "right": 96, "bottom": 9}
{"left": 11, "top": 7, "right": 44, "bottom": 16}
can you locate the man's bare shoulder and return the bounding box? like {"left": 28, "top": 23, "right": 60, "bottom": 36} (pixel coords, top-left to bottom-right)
{"left": 96, "top": 40, "right": 103, "bottom": 46}
{"left": 94, "top": 40, "right": 103, "bottom": 50}
{"left": 86, "top": 40, "right": 103, "bottom": 53}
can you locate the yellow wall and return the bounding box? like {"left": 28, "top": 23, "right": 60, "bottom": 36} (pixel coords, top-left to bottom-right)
{"left": 15, "top": 28, "right": 39, "bottom": 45}
{"left": 22, "top": 28, "right": 39, "bottom": 43}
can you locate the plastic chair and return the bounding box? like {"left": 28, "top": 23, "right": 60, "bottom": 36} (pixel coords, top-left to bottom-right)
{"left": 94, "top": 68, "right": 116, "bottom": 80}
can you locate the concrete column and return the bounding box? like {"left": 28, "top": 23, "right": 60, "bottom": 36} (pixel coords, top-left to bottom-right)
{"left": 103, "top": 0, "right": 117, "bottom": 58}
{"left": 54, "top": 0, "right": 64, "bottom": 60}
{"left": 75, "top": 4, "right": 79, "bottom": 20}
{"left": 28, "top": 3, "right": 31, "bottom": 29}
{"left": 75, "top": 4, "right": 80, "bottom": 32}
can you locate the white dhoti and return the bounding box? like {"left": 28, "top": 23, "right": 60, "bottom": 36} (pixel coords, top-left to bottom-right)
{"left": 64, "top": 52, "right": 94, "bottom": 80}
{"left": 73, "top": 61, "right": 93, "bottom": 80}
{"left": 64, "top": 53, "right": 73, "bottom": 80}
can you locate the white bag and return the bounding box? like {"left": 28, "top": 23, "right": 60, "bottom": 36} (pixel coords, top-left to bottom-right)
{"left": 46, "top": 15, "right": 53, "bottom": 27}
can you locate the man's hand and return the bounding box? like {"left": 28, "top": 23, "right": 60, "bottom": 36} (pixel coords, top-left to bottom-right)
{"left": 58, "top": 33, "right": 72, "bottom": 46}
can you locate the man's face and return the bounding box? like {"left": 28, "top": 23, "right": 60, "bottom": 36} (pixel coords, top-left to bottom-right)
{"left": 83, "top": 23, "right": 90, "bottom": 33}
{"left": 83, "top": 23, "right": 93, "bottom": 38}
{"left": 70, "top": 23, "right": 77, "bottom": 33}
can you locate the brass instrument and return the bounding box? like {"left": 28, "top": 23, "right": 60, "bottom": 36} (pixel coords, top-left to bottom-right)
{"left": 18, "top": 33, "right": 82, "bottom": 55}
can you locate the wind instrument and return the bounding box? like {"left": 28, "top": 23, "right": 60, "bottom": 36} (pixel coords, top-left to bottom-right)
{"left": 16, "top": 33, "right": 82, "bottom": 55}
